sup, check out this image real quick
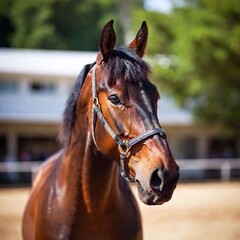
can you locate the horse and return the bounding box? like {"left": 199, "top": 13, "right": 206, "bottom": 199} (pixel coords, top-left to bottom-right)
{"left": 22, "top": 20, "right": 179, "bottom": 240}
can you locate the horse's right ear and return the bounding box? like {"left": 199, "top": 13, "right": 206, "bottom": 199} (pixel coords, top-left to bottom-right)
{"left": 99, "top": 20, "right": 116, "bottom": 62}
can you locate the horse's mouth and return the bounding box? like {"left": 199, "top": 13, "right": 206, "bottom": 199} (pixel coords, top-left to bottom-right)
{"left": 136, "top": 180, "right": 174, "bottom": 205}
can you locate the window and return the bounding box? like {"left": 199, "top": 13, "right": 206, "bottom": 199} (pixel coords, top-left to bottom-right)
{"left": 181, "top": 137, "right": 198, "bottom": 159}
{"left": 208, "top": 139, "right": 238, "bottom": 158}
{"left": 168, "top": 136, "right": 198, "bottom": 159}
{"left": 18, "top": 136, "right": 60, "bottom": 162}
{"left": 0, "top": 135, "right": 7, "bottom": 162}
{"left": 0, "top": 81, "right": 19, "bottom": 93}
{"left": 29, "top": 82, "right": 56, "bottom": 93}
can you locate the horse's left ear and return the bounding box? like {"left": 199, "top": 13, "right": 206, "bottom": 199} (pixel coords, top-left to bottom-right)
{"left": 129, "top": 21, "right": 148, "bottom": 58}
{"left": 99, "top": 20, "right": 116, "bottom": 62}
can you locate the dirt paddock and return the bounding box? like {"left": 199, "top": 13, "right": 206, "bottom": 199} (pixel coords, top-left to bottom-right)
{"left": 0, "top": 182, "right": 240, "bottom": 240}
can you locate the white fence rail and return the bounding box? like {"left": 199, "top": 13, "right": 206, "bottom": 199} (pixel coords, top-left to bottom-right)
{"left": 0, "top": 159, "right": 240, "bottom": 181}
{"left": 178, "top": 158, "right": 240, "bottom": 181}
{"left": 0, "top": 161, "right": 41, "bottom": 174}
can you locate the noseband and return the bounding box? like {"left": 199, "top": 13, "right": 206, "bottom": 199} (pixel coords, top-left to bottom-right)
{"left": 91, "top": 64, "right": 166, "bottom": 182}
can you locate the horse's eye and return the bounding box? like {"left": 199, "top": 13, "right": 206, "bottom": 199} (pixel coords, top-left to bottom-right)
{"left": 108, "top": 95, "right": 121, "bottom": 105}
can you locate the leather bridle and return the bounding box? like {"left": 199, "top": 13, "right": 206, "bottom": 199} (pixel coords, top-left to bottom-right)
{"left": 91, "top": 64, "right": 166, "bottom": 182}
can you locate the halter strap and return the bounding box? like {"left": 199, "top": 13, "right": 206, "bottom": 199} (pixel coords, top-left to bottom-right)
{"left": 91, "top": 64, "right": 166, "bottom": 182}
{"left": 92, "top": 65, "right": 123, "bottom": 147}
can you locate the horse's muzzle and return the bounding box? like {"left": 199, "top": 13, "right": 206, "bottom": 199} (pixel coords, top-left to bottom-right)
{"left": 136, "top": 166, "right": 179, "bottom": 205}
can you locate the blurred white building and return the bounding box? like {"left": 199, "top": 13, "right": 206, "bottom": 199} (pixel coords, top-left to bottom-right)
{"left": 0, "top": 48, "right": 239, "bottom": 164}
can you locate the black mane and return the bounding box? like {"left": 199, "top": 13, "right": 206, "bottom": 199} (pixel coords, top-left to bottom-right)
{"left": 59, "top": 62, "right": 95, "bottom": 146}
{"left": 60, "top": 47, "right": 150, "bottom": 146}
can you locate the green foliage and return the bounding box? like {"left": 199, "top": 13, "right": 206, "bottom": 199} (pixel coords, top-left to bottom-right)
{"left": 133, "top": 10, "right": 173, "bottom": 55}
{"left": 141, "top": 0, "right": 240, "bottom": 132}
{"left": 9, "top": 0, "right": 116, "bottom": 50}
{"left": 0, "top": 0, "right": 14, "bottom": 47}
{"left": 0, "top": 0, "right": 144, "bottom": 50}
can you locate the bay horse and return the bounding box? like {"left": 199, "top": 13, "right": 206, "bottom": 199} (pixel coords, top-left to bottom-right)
{"left": 22, "top": 20, "right": 179, "bottom": 240}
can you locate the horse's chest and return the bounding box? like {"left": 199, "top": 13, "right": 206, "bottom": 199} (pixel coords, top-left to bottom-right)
{"left": 70, "top": 213, "right": 142, "bottom": 240}
{"left": 69, "top": 200, "right": 142, "bottom": 240}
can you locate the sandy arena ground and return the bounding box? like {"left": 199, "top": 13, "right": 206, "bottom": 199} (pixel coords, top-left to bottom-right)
{"left": 0, "top": 182, "right": 240, "bottom": 240}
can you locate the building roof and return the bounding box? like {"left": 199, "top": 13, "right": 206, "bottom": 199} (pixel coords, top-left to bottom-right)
{"left": 0, "top": 48, "right": 96, "bottom": 77}
{"left": 0, "top": 48, "right": 192, "bottom": 126}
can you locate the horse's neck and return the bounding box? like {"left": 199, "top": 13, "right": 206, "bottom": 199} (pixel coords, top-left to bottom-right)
{"left": 61, "top": 129, "right": 120, "bottom": 215}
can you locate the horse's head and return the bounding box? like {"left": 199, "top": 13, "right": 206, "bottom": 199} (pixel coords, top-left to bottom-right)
{"left": 88, "top": 20, "right": 179, "bottom": 205}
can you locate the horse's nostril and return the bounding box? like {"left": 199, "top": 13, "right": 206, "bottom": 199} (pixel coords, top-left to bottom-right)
{"left": 150, "top": 169, "right": 164, "bottom": 192}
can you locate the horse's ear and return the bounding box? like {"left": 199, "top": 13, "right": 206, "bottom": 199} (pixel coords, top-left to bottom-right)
{"left": 129, "top": 21, "right": 148, "bottom": 58}
{"left": 99, "top": 20, "right": 116, "bottom": 62}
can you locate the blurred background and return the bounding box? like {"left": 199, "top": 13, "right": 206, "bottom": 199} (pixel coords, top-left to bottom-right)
{"left": 0, "top": 0, "right": 239, "bottom": 239}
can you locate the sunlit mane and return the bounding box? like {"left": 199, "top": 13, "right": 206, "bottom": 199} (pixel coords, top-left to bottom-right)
{"left": 103, "top": 47, "right": 150, "bottom": 85}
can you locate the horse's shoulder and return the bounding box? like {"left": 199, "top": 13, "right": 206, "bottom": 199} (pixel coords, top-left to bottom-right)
{"left": 32, "top": 149, "right": 63, "bottom": 188}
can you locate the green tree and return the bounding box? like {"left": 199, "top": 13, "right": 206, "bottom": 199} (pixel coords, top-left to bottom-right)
{"left": 0, "top": 0, "right": 144, "bottom": 50}
{"left": 136, "top": 0, "right": 240, "bottom": 133}
{"left": 9, "top": 0, "right": 117, "bottom": 50}
{"left": 0, "top": 0, "right": 14, "bottom": 47}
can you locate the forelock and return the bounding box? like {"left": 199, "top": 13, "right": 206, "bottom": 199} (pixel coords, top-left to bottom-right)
{"left": 103, "top": 47, "right": 150, "bottom": 85}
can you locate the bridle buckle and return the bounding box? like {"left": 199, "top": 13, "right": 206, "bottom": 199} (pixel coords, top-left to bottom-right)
{"left": 118, "top": 140, "right": 134, "bottom": 182}
{"left": 93, "top": 96, "right": 100, "bottom": 108}
{"left": 119, "top": 140, "right": 130, "bottom": 154}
